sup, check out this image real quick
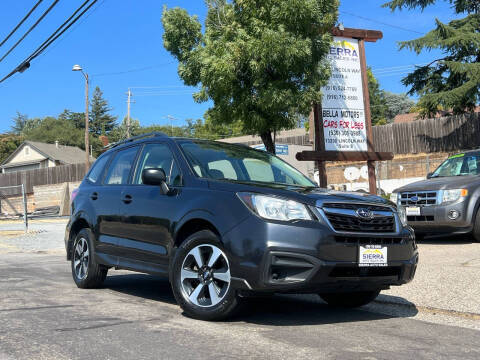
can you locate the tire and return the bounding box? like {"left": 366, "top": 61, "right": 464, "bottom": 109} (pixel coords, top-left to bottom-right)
{"left": 319, "top": 289, "right": 380, "bottom": 308}
{"left": 71, "top": 228, "right": 108, "bottom": 289}
{"left": 473, "top": 209, "right": 480, "bottom": 243}
{"left": 170, "top": 230, "right": 241, "bottom": 321}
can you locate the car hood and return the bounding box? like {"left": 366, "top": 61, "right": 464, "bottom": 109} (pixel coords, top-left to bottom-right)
{"left": 394, "top": 175, "right": 480, "bottom": 193}
{"left": 207, "top": 179, "right": 393, "bottom": 207}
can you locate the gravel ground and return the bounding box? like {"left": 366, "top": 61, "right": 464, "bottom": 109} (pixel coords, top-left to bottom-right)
{"left": 1, "top": 218, "right": 480, "bottom": 331}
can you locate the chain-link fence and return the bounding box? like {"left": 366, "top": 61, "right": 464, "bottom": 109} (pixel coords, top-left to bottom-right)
{"left": 0, "top": 184, "right": 28, "bottom": 231}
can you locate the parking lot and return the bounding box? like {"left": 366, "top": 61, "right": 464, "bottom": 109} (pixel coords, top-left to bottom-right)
{"left": 1, "top": 218, "right": 480, "bottom": 359}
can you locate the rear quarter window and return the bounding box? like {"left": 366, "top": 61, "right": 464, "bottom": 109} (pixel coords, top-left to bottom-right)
{"left": 86, "top": 153, "right": 111, "bottom": 183}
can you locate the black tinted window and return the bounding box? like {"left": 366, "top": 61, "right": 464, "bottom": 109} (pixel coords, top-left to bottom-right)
{"left": 104, "top": 147, "right": 138, "bottom": 185}
{"left": 134, "top": 143, "right": 181, "bottom": 186}
{"left": 180, "top": 141, "right": 315, "bottom": 187}
{"left": 87, "top": 153, "right": 111, "bottom": 183}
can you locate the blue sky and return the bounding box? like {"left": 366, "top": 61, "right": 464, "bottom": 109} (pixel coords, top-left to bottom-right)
{"left": 0, "top": 0, "right": 458, "bottom": 133}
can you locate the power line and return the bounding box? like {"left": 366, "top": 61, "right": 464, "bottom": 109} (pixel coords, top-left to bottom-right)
{"left": 92, "top": 62, "right": 176, "bottom": 77}
{"left": 0, "top": 0, "right": 99, "bottom": 83}
{"left": 26, "top": 0, "right": 93, "bottom": 61}
{"left": 0, "top": 0, "right": 60, "bottom": 63}
{"left": 340, "top": 10, "right": 424, "bottom": 35}
{"left": 0, "top": 0, "right": 44, "bottom": 49}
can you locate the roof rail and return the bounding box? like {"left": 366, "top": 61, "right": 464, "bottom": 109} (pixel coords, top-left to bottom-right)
{"left": 104, "top": 132, "right": 168, "bottom": 150}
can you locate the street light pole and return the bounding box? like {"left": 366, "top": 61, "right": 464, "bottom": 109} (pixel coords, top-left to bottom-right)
{"left": 73, "top": 65, "right": 90, "bottom": 170}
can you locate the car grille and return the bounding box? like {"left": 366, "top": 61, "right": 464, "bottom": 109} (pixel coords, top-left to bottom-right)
{"left": 322, "top": 203, "right": 396, "bottom": 233}
{"left": 400, "top": 191, "right": 437, "bottom": 206}
{"left": 335, "top": 236, "right": 405, "bottom": 245}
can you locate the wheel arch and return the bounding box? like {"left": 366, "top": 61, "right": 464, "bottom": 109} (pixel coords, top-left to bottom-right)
{"left": 67, "top": 216, "right": 92, "bottom": 260}
{"left": 173, "top": 217, "right": 221, "bottom": 249}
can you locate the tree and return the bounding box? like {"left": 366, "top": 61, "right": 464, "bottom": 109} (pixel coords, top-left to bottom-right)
{"left": 89, "top": 86, "right": 117, "bottom": 136}
{"left": 0, "top": 133, "right": 23, "bottom": 163}
{"left": 383, "top": 91, "right": 416, "bottom": 121}
{"left": 22, "top": 117, "right": 86, "bottom": 149}
{"left": 58, "top": 109, "right": 85, "bottom": 129}
{"left": 10, "top": 112, "right": 29, "bottom": 134}
{"left": 367, "top": 68, "right": 388, "bottom": 125}
{"left": 162, "top": 0, "right": 339, "bottom": 153}
{"left": 384, "top": 0, "right": 480, "bottom": 117}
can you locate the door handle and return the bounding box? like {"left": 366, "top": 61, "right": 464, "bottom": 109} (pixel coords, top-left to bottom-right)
{"left": 122, "top": 194, "right": 132, "bottom": 204}
{"left": 90, "top": 192, "right": 98, "bottom": 200}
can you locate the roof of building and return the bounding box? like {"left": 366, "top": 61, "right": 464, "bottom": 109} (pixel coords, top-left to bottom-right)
{"left": 219, "top": 128, "right": 308, "bottom": 145}
{"left": 1, "top": 140, "right": 95, "bottom": 167}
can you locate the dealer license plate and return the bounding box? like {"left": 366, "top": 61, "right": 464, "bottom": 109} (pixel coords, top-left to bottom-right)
{"left": 359, "top": 245, "right": 388, "bottom": 267}
{"left": 406, "top": 206, "right": 421, "bottom": 216}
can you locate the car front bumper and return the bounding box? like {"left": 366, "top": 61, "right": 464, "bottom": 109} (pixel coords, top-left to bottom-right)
{"left": 400, "top": 200, "right": 473, "bottom": 235}
{"left": 223, "top": 213, "right": 418, "bottom": 293}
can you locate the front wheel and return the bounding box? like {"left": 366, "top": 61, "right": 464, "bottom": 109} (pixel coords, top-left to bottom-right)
{"left": 319, "top": 289, "right": 380, "bottom": 308}
{"left": 170, "top": 230, "right": 241, "bottom": 321}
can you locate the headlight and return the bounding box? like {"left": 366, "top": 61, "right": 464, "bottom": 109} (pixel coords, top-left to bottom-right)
{"left": 442, "top": 189, "right": 468, "bottom": 203}
{"left": 237, "top": 193, "right": 312, "bottom": 221}
{"left": 397, "top": 206, "right": 408, "bottom": 226}
{"left": 390, "top": 192, "right": 398, "bottom": 204}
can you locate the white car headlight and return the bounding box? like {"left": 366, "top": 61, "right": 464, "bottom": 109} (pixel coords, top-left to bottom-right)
{"left": 397, "top": 206, "right": 408, "bottom": 226}
{"left": 238, "top": 193, "right": 312, "bottom": 221}
{"left": 390, "top": 192, "right": 398, "bottom": 205}
{"left": 442, "top": 189, "right": 468, "bottom": 203}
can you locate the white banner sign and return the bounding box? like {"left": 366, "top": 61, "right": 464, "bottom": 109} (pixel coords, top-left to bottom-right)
{"left": 321, "top": 37, "right": 367, "bottom": 151}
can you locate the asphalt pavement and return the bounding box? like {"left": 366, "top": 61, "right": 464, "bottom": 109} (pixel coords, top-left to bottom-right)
{"left": 0, "top": 219, "right": 479, "bottom": 359}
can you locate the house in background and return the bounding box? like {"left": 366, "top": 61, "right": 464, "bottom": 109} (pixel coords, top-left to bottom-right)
{"left": 0, "top": 140, "right": 94, "bottom": 173}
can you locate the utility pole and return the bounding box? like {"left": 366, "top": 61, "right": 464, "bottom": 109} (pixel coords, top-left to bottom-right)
{"left": 72, "top": 64, "right": 90, "bottom": 170}
{"left": 126, "top": 88, "right": 132, "bottom": 138}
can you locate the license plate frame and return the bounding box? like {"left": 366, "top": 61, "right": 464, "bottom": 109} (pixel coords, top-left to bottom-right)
{"left": 359, "top": 245, "right": 388, "bottom": 267}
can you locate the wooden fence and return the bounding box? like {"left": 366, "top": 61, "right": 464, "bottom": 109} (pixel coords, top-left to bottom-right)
{"left": 372, "top": 113, "right": 480, "bottom": 154}
{"left": 260, "top": 113, "right": 480, "bottom": 155}
{"left": 0, "top": 163, "right": 87, "bottom": 196}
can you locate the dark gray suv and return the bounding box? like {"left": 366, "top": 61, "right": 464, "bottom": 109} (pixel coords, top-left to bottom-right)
{"left": 392, "top": 150, "right": 480, "bottom": 241}
{"left": 65, "top": 133, "right": 418, "bottom": 320}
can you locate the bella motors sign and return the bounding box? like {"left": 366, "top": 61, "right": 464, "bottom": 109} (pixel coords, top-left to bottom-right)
{"left": 321, "top": 37, "right": 367, "bottom": 152}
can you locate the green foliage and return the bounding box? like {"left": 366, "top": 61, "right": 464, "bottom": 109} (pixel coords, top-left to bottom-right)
{"left": 22, "top": 117, "right": 86, "bottom": 149}
{"left": 89, "top": 86, "right": 118, "bottom": 136}
{"left": 384, "top": 0, "right": 480, "bottom": 117}
{"left": 367, "top": 68, "right": 388, "bottom": 125}
{"left": 58, "top": 109, "right": 85, "bottom": 129}
{"left": 10, "top": 112, "right": 29, "bottom": 134}
{"left": 0, "top": 133, "right": 23, "bottom": 163}
{"left": 383, "top": 91, "right": 416, "bottom": 121}
{"left": 162, "top": 0, "right": 339, "bottom": 153}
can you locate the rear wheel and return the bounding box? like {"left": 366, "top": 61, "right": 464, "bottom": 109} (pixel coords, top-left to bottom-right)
{"left": 472, "top": 209, "right": 480, "bottom": 243}
{"left": 319, "top": 289, "right": 380, "bottom": 308}
{"left": 71, "top": 228, "right": 107, "bottom": 288}
{"left": 170, "top": 230, "right": 241, "bottom": 321}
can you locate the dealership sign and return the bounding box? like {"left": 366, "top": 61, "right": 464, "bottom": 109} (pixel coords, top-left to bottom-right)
{"left": 321, "top": 37, "right": 367, "bottom": 152}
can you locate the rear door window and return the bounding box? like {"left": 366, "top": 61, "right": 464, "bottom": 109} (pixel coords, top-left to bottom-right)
{"left": 104, "top": 147, "right": 139, "bottom": 185}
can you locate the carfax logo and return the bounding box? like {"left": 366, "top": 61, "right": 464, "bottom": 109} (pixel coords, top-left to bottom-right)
{"left": 330, "top": 40, "right": 358, "bottom": 57}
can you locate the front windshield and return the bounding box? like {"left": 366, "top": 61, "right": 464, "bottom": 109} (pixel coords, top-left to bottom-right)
{"left": 179, "top": 140, "right": 316, "bottom": 187}
{"left": 432, "top": 153, "right": 480, "bottom": 177}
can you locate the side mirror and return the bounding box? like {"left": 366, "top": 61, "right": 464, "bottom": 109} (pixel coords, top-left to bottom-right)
{"left": 142, "top": 168, "right": 170, "bottom": 194}
{"left": 426, "top": 172, "right": 433, "bottom": 179}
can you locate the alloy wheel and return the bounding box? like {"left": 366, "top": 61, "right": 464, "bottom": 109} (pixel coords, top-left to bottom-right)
{"left": 180, "top": 244, "right": 231, "bottom": 307}
{"left": 73, "top": 237, "right": 89, "bottom": 280}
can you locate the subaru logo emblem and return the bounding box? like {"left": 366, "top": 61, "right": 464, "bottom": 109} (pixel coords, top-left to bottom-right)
{"left": 356, "top": 208, "right": 373, "bottom": 219}
{"left": 410, "top": 196, "right": 419, "bottom": 202}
